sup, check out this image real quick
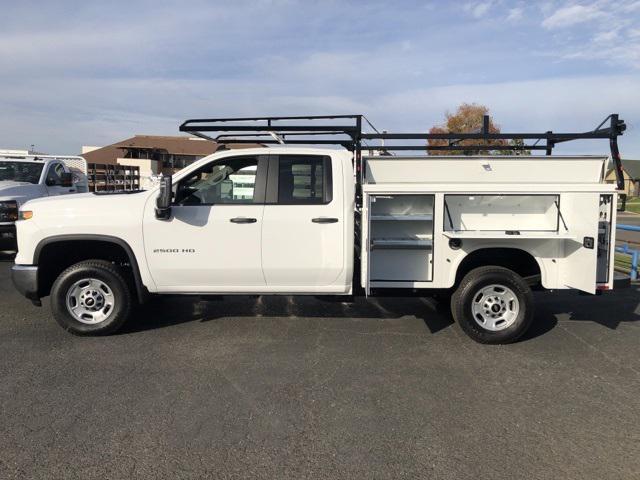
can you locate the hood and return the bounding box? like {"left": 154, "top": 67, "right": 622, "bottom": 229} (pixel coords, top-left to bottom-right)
{"left": 25, "top": 192, "right": 93, "bottom": 207}
{"left": 0, "top": 181, "right": 47, "bottom": 205}
{"left": 23, "top": 190, "right": 153, "bottom": 232}
{"left": 24, "top": 191, "right": 151, "bottom": 211}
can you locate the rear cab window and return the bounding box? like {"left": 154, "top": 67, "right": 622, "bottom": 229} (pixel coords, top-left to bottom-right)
{"left": 269, "top": 155, "right": 332, "bottom": 204}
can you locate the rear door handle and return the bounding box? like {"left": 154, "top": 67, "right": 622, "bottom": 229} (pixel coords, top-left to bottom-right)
{"left": 230, "top": 217, "right": 257, "bottom": 224}
{"left": 312, "top": 217, "right": 339, "bottom": 224}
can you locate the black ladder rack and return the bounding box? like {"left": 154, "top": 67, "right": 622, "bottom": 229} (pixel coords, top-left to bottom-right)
{"left": 178, "top": 113, "right": 627, "bottom": 191}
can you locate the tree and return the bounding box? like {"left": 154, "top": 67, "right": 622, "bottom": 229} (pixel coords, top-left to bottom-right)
{"left": 427, "top": 103, "right": 530, "bottom": 155}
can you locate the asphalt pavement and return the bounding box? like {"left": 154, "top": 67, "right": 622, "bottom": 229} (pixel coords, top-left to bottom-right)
{"left": 1, "top": 252, "right": 639, "bottom": 479}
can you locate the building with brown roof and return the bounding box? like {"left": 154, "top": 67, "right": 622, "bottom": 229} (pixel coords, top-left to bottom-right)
{"left": 81, "top": 135, "right": 262, "bottom": 183}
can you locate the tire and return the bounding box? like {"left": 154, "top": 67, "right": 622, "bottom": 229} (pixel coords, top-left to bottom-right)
{"left": 50, "top": 260, "right": 132, "bottom": 335}
{"left": 451, "top": 266, "right": 533, "bottom": 344}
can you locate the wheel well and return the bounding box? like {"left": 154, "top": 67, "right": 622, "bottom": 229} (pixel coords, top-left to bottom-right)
{"left": 36, "top": 239, "right": 143, "bottom": 300}
{"left": 455, "top": 248, "right": 541, "bottom": 287}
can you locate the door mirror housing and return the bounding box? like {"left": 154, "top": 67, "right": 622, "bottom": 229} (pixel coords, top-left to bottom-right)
{"left": 61, "top": 172, "right": 73, "bottom": 187}
{"left": 155, "top": 175, "right": 172, "bottom": 220}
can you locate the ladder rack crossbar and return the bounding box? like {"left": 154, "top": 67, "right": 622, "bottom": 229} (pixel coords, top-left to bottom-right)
{"left": 177, "top": 113, "right": 627, "bottom": 190}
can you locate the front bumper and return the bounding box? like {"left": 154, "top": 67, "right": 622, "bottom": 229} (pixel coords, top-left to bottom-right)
{"left": 11, "top": 265, "right": 40, "bottom": 305}
{"left": 0, "top": 224, "right": 17, "bottom": 250}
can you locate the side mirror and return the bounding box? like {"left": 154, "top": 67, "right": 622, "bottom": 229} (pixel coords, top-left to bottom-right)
{"left": 61, "top": 172, "right": 73, "bottom": 187}
{"left": 155, "top": 175, "right": 172, "bottom": 220}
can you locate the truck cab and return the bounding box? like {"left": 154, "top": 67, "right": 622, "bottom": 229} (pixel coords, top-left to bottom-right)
{"left": 144, "top": 148, "right": 355, "bottom": 294}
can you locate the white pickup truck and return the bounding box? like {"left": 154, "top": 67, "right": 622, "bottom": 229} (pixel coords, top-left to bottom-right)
{"left": 10, "top": 114, "right": 628, "bottom": 343}
{"left": 0, "top": 154, "right": 88, "bottom": 250}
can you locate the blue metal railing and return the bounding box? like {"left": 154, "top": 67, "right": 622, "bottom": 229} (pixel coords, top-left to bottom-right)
{"left": 616, "top": 224, "right": 640, "bottom": 280}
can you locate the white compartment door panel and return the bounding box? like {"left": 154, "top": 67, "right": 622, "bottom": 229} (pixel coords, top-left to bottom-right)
{"left": 560, "top": 193, "right": 599, "bottom": 294}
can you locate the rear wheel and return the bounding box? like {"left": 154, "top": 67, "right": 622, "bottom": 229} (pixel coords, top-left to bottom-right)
{"left": 451, "top": 266, "right": 533, "bottom": 344}
{"left": 50, "top": 260, "right": 132, "bottom": 335}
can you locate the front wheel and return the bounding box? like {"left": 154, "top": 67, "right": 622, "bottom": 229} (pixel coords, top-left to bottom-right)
{"left": 50, "top": 260, "right": 132, "bottom": 335}
{"left": 451, "top": 266, "right": 533, "bottom": 344}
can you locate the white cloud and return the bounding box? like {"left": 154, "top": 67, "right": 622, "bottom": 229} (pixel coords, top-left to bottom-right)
{"left": 464, "top": 1, "right": 493, "bottom": 18}
{"left": 506, "top": 7, "right": 524, "bottom": 21}
{"left": 561, "top": 42, "right": 640, "bottom": 69}
{"left": 593, "top": 29, "right": 620, "bottom": 44}
{"left": 542, "top": 4, "right": 605, "bottom": 29}
{"left": 621, "top": 0, "right": 640, "bottom": 11}
{"left": 535, "top": 1, "right": 640, "bottom": 69}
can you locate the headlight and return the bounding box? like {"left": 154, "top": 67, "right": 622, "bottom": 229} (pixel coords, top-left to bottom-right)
{"left": 18, "top": 210, "right": 33, "bottom": 220}
{"left": 0, "top": 200, "right": 18, "bottom": 222}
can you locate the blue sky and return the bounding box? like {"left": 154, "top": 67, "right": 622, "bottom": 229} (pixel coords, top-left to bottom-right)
{"left": 1, "top": 0, "right": 639, "bottom": 156}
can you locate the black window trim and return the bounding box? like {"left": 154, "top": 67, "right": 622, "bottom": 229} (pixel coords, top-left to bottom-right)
{"left": 265, "top": 154, "right": 333, "bottom": 205}
{"left": 172, "top": 154, "right": 268, "bottom": 206}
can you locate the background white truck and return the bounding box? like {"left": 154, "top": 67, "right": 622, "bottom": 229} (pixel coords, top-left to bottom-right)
{"left": 10, "top": 114, "right": 629, "bottom": 343}
{"left": 0, "top": 153, "right": 141, "bottom": 251}
{"left": 0, "top": 153, "right": 88, "bottom": 250}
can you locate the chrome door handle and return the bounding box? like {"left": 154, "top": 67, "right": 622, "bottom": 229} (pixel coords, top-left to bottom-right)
{"left": 230, "top": 217, "right": 257, "bottom": 224}
{"left": 312, "top": 217, "right": 339, "bottom": 224}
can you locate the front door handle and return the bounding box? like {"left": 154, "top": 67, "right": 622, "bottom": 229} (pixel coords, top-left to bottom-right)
{"left": 312, "top": 217, "right": 339, "bottom": 224}
{"left": 230, "top": 217, "right": 257, "bottom": 224}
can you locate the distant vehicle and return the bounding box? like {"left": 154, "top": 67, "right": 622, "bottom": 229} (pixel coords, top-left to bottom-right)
{"left": 10, "top": 114, "right": 630, "bottom": 343}
{"left": 0, "top": 153, "right": 140, "bottom": 251}
{"left": 0, "top": 153, "right": 88, "bottom": 250}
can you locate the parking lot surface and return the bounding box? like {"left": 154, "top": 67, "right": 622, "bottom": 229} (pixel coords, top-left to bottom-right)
{"left": 1, "top": 253, "right": 639, "bottom": 480}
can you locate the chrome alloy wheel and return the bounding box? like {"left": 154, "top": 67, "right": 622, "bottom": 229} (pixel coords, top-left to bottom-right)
{"left": 471, "top": 284, "right": 520, "bottom": 331}
{"left": 65, "top": 278, "right": 115, "bottom": 325}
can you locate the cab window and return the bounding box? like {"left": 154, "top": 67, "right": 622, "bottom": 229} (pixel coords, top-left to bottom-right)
{"left": 175, "top": 156, "right": 261, "bottom": 205}
{"left": 276, "top": 155, "right": 331, "bottom": 204}
{"left": 45, "top": 163, "right": 65, "bottom": 186}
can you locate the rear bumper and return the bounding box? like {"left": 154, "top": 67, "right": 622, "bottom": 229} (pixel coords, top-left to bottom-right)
{"left": 11, "top": 265, "right": 40, "bottom": 305}
{"left": 0, "top": 224, "right": 17, "bottom": 250}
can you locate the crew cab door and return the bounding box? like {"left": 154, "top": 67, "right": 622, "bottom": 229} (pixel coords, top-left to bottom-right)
{"left": 261, "top": 154, "right": 345, "bottom": 289}
{"left": 143, "top": 155, "right": 268, "bottom": 291}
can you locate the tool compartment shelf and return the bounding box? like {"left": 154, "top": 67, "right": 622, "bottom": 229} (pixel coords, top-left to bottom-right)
{"left": 370, "top": 214, "right": 433, "bottom": 221}
{"left": 371, "top": 237, "right": 433, "bottom": 249}
{"left": 367, "top": 194, "right": 434, "bottom": 283}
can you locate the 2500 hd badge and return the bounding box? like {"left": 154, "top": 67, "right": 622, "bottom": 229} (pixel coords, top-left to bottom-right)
{"left": 153, "top": 248, "right": 196, "bottom": 254}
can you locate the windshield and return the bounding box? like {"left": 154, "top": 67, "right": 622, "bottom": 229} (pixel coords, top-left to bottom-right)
{"left": 0, "top": 161, "right": 44, "bottom": 184}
